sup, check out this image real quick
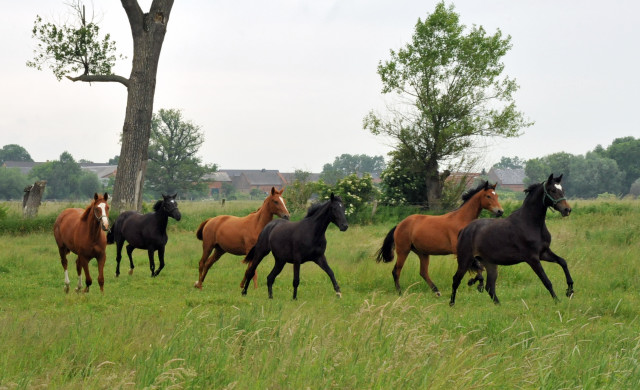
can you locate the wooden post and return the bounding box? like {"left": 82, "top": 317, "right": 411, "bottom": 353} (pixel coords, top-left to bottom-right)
{"left": 22, "top": 180, "right": 46, "bottom": 219}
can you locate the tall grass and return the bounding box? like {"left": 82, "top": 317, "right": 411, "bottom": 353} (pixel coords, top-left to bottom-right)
{"left": 0, "top": 199, "right": 639, "bottom": 388}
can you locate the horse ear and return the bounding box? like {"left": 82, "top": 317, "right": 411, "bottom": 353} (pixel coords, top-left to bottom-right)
{"left": 491, "top": 182, "right": 497, "bottom": 189}
{"left": 271, "top": 187, "right": 276, "bottom": 195}
{"left": 483, "top": 181, "right": 489, "bottom": 190}
{"left": 330, "top": 192, "right": 335, "bottom": 201}
{"left": 94, "top": 193, "right": 99, "bottom": 201}
{"left": 555, "top": 174, "right": 563, "bottom": 183}
{"left": 547, "top": 173, "right": 554, "bottom": 183}
{"left": 172, "top": 193, "right": 177, "bottom": 198}
{"left": 104, "top": 193, "right": 109, "bottom": 201}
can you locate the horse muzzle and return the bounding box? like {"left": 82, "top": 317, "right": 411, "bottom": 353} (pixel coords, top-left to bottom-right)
{"left": 281, "top": 214, "right": 290, "bottom": 220}
{"left": 556, "top": 200, "right": 572, "bottom": 217}
{"left": 339, "top": 224, "right": 349, "bottom": 232}
{"left": 493, "top": 209, "right": 504, "bottom": 217}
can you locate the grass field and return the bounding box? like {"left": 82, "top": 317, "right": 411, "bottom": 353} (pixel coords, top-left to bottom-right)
{"left": 0, "top": 199, "right": 639, "bottom": 389}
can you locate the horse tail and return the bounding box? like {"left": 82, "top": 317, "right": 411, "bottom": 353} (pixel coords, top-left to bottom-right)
{"left": 196, "top": 219, "right": 209, "bottom": 241}
{"left": 243, "top": 245, "right": 257, "bottom": 265}
{"left": 375, "top": 226, "right": 397, "bottom": 263}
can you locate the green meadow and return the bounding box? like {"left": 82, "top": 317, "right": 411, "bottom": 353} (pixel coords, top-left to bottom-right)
{"left": 0, "top": 199, "right": 639, "bottom": 389}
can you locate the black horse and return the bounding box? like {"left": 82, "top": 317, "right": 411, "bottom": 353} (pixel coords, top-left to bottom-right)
{"left": 107, "top": 193, "right": 182, "bottom": 277}
{"left": 450, "top": 174, "right": 574, "bottom": 306}
{"left": 241, "top": 193, "right": 349, "bottom": 299}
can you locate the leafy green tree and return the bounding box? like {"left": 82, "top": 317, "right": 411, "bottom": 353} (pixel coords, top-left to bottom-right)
{"left": 493, "top": 156, "right": 526, "bottom": 169}
{"left": 108, "top": 155, "right": 120, "bottom": 165}
{"left": 364, "top": 2, "right": 531, "bottom": 208}
{"left": 28, "top": 151, "right": 100, "bottom": 200}
{"left": 286, "top": 170, "right": 317, "bottom": 212}
{"left": 320, "top": 154, "right": 385, "bottom": 185}
{"left": 0, "top": 168, "right": 31, "bottom": 200}
{"left": 630, "top": 178, "right": 640, "bottom": 198}
{"left": 27, "top": 0, "right": 175, "bottom": 212}
{"left": 316, "top": 173, "right": 379, "bottom": 217}
{"left": 144, "top": 109, "right": 216, "bottom": 197}
{"left": 601, "top": 137, "right": 640, "bottom": 192}
{"left": 568, "top": 152, "right": 623, "bottom": 198}
{"left": 0, "top": 144, "right": 33, "bottom": 165}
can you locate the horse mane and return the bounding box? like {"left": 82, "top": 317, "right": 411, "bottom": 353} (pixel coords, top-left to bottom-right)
{"left": 461, "top": 181, "right": 489, "bottom": 204}
{"left": 524, "top": 182, "right": 543, "bottom": 194}
{"left": 305, "top": 200, "right": 328, "bottom": 218}
{"left": 153, "top": 200, "right": 163, "bottom": 212}
{"left": 80, "top": 201, "right": 94, "bottom": 221}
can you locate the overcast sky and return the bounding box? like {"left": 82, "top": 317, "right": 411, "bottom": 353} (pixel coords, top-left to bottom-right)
{"left": 1, "top": 1, "right": 638, "bottom": 173}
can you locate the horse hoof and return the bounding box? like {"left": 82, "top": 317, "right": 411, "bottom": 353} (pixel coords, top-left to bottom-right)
{"left": 477, "top": 285, "right": 484, "bottom": 293}
{"left": 566, "top": 290, "right": 574, "bottom": 298}
{"left": 128, "top": 269, "right": 134, "bottom": 276}
{"left": 336, "top": 292, "right": 342, "bottom": 298}
{"left": 64, "top": 285, "right": 69, "bottom": 294}
{"left": 449, "top": 301, "right": 455, "bottom": 307}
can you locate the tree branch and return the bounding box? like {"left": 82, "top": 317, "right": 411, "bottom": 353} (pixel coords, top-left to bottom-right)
{"left": 66, "top": 73, "right": 130, "bottom": 87}
{"left": 121, "top": 0, "right": 144, "bottom": 36}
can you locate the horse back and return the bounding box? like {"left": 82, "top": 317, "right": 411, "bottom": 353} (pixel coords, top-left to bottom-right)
{"left": 198, "top": 214, "right": 262, "bottom": 255}
{"left": 397, "top": 213, "right": 459, "bottom": 255}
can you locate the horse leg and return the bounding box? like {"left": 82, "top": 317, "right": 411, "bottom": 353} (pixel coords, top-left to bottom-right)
{"left": 484, "top": 262, "right": 500, "bottom": 305}
{"left": 75, "top": 258, "right": 83, "bottom": 292}
{"left": 292, "top": 262, "right": 301, "bottom": 300}
{"left": 316, "top": 255, "right": 342, "bottom": 298}
{"left": 241, "top": 248, "right": 270, "bottom": 295}
{"left": 80, "top": 258, "right": 92, "bottom": 293}
{"left": 153, "top": 247, "right": 165, "bottom": 277}
{"left": 450, "top": 249, "right": 474, "bottom": 307}
{"left": 195, "top": 246, "right": 224, "bottom": 289}
{"left": 58, "top": 246, "right": 71, "bottom": 293}
{"left": 239, "top": 261, "right": 259, "bottom": 289}
{"left": 147, "top": 249, "right": 157, "bottom": 277}
{"left": 527, "top": 258, "right": 559, "bottom": 302}
{"left": 391, "top": 246, "right": 410, "bottom": 295}
{"left": 97, "top": 253, "right": 106, "bottom": 293}
{"left": 115, "top": 239, "right": 124, "bottom": 277}
{"left": 126, "top": 244, "right": 136, "bottom": 276}
{"left": 266, "top": 259, "right": 287, "bottom": 299}
{"left": 417, "top": 253, "right": 440, "bottom": 296}
{"left": 540, "top": 248, "right": 574, "bottom": 298}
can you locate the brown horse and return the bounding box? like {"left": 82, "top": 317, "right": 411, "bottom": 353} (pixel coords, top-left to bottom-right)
{"left": 194, "top": 187, "right": 290, "bottom": 289}
{"left": 376, "top": 181, "right": 503, "bottom": 296}
{"left": 54, "top": 193, "right": 110, "bottom": 293}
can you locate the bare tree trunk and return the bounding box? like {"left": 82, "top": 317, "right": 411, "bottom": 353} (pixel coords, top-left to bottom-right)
{"left": 111, "top": 0, "right": 174, "bottom": 212}
{"left": 22, "top": 180, "right": 46, "bottom": 219}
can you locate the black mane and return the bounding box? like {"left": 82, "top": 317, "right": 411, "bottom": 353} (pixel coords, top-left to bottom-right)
{"left": 305, "top": 200, "right": 329, "bottom": 218}
{"left": 524, "top": 182, "right": 543, "bottom": 194}
{"left": 461, "top": 181, "right": 489, "bottom": 204}
{"left": 153, "top": 199, "right": 163, "bottom": 212}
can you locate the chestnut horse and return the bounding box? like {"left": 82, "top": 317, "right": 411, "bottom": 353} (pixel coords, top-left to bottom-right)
{"left": 54, "top": 193, "right": 110, "bottom": 293}
{"left": 194, "top": 187, "right": 290, "bottom": 289}
{"left": 376, "top": 181, "right": 503, "bottom": 296}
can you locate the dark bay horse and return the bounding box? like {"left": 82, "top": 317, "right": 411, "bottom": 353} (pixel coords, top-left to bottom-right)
{"left": 450, "top": 174, "right": 574, "bottom": 306}
{"left": 376, "top": 181, "right": 503, "bottom": 296}
{"left": 194, "top": 187, "right": 290, "bottom": 289}
{"left": 54, "top": 193, "right": 110, "bottom": 293}
{"left": 107, "top": 194, "right": 181, "bottom": 277}
{"left": 242, "top": 193, "right": 349, "bottom": 299}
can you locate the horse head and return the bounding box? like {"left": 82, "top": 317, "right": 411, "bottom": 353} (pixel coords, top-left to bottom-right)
{"left": 544, "top": 174, "right": 571, "bottom": 217}
{"left": 93, "top": 192, "right": 110, "bottom": 232}
{"left": 161, "top": 193, "right": 182, "bottom": 221}
{"left": 329, "top": 193, "right": 349, "bottom": 231}
{"left": 266, "top": 187, "right": 290, "bottom": 220}
{"left": 479, "top": 181, "right": 504, "bottom": 217}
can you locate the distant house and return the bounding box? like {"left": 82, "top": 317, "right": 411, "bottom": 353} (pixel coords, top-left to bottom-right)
{"left": 2, "top": 161, "right": 39, "bottom": 175}
{"left": 280, "top": 172, "right": 322, "bottom": 185}
{"left": 488, "top": 168, "right": 526, "bottom": 192}
{"left": 201, "top": 171, "right": 232, "bottom": 197}
{"left": 220, "top": 169, "right": 287, "bottom": 193}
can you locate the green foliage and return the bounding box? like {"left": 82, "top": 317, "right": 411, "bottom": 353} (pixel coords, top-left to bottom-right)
{"left": 28, "top": 151, "right": 101, "bottom": 200}
{"left": 493, "top": 156, "right": 526, "bottom": 169}
{"left": 145, "top": 108, "right": 216, "bottom": 198}
{"left": 364, "top": 1, "right": 530, "bottom": 207}
{"left": 0, "top": 204, "right": 7, "bottom": 220}
{"left": 284, "top": 170, "right": 317, "bottom": 212}
{"left": 0, "top": 168, "right": 31, "bottom": 200}
{"left": 0, "top": 144, "right": 33, "bottom": 165}
{"left": 320, "top": 154, "right": 385, "bottom": 185}
{"left": 26, "top": 2, "right": 123, "bottom": 80}
{"left": 315, "top": 173, "right": 379, "bottom": 219}
{"left": 630, "top": 178, "right": 640, "bottom": 198}
{"left": 378, "top": 149, "right": 425, "bottom": 206}
{"left": 599, "top": 136, "right": 640, "bottom": 191}
{"left": 525, "top": 152, "right": 624, "bottom": 198}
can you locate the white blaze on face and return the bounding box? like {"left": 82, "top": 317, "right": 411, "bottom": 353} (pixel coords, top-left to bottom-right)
{"left": 97, "top": 203, "right": 109, "bottom": 227}
{"left": 491, "top": 191, "right": 496, "bottom": 195}
{"left": 554, "top": 184, "right": 563, "bottom": 191}
{"left": 279, "top": 196, "right": 289, "bottom": 214}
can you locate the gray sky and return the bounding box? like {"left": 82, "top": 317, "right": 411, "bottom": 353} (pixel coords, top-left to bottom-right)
{"left": 2, "top": 1, "right": 638, "bottom": 173}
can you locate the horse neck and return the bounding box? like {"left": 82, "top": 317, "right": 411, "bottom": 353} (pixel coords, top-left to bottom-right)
{"left": 81, "top": 205, "right": 103, "bottom": 239}
{"left": 307, "top": 203, "right": 332, "bottom": 237}
{"left": 154, "top": 209, "right": 169, "bottom": 231}
{"left": 452, "top": 193, "right": 484, "bottom": 222}
{"left": 253, "top": 200, "right": 276, "bottom": 228}
{"left": 518, "top": 186, "right": 548, "bottom": 224}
